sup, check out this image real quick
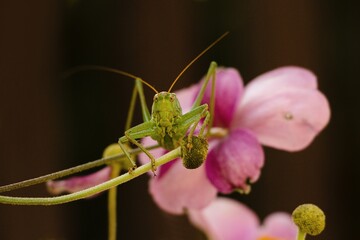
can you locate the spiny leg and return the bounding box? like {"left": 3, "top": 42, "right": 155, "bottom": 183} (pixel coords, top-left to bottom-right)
{"left": 187, "top": 105, "right": 210, "bottom": 150}
{"left": 119, "top": 121, "right": 157, "bottom": 175}
{"left": 114, "top": 81, "right": 139, "bottom": 172}
{"left": 192, "top": 62, "right": 216, "bottom": 115}
{"left": 124, "top": 81, "right": 138, "bottom": 131}
{"left": 123, "top": 133, "right": 157, "bottom": 175}
{"left": 126, "top": 80, "right": 156, "bottom": 173}
{"left": 117, "top": 140, "right": 137, "bottom": 172}
{"left": 199, "top": 109, "right": 211, "bottom": 137}
{"left": 187, "top": 61, "right": 217, "bottom": 141}
{"left": 135, "top": 78, "right": 151, "bottom": 122}
{"left": 207, "top": 62, "right": 217, "bottom": 133}
{"left": 177, "top": 105, "right": 211, "bottom": 169}
{"left": 119, "top": 78, "right": 153, "bottom": 172}
{"left": 183, "top": 61, "right": 217, "bottom": 154}
{"left": 108, "top": 81, "right": 139, "bottom": 240}
{"left": 110, "top": 79, "right": 152, "bottom": 240}
{"left": 117, "top": 82, "right": 140, "bottom": 172}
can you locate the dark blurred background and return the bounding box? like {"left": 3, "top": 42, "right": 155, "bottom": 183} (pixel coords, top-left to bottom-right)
{"left": 0, "top": 1, "right": 358, "bottom": 239}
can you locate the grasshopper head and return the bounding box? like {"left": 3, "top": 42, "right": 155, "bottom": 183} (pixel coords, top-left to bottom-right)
{"left": 151, "top": 91, "right": 182, "bottom": 127}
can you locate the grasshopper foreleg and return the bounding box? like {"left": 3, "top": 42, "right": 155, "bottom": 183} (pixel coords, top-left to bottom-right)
{"left": 118, "top": 121, "right": 157, "bottom": 175}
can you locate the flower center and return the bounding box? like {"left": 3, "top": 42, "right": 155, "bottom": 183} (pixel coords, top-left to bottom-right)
{"left": 208, "top": 127, "right": 229, "bottom": 138}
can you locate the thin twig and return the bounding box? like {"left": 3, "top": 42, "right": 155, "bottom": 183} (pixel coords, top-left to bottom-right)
{"left": 0, "top": 144, "right": 159, "bottom": 193}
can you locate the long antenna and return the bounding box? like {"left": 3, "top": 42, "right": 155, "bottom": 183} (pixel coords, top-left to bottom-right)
{"left": 167, "top": 31, "right": 229, "bottom": 92}
{"left": 63, "top": 65, "right": 158, "bottom": 94}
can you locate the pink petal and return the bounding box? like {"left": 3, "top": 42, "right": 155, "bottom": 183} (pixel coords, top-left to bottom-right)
{"left": 234, "top": 86, "right": 330, "bottom": 151}
{"left": 139, "top": 136, "right": 180, "bottom": 179}
{"left": 188, "top": 197, "right": 259, "bottom": 240}
{"left": 233, "top": 67, "right": 330, "bottom": 151}
{"left": 149, "top": 160, "right": 217, "bottom": 215}
{"left": 257, "top": 212, "right": 297, "bottom": 240}
{"left": 138, "top": 137, "right": 165, "bottom": 164}
{"left": 175, "top": 83, "right": 200, "bottom": 113}
{"left": 199, "top": 67, "right": 244, "bottom": 127}
{"left": 205, "top": 129, "right": 264, "bottom": 194}
{"left": 240, "top": 66, "right": 318, "bottom": 108}
{"left": 47, "top": 166, "right": 111, "bottom": 195}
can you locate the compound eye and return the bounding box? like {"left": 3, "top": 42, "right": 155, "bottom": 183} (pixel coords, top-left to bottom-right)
{"left": 153, "top": 95, "right": 158, "bottom": 102}
{"left": 169, "top": 93, "right": 176, "bottom": 102}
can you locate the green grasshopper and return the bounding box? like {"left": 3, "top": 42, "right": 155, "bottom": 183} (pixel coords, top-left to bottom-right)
{"left": 88, "top": 32, "right": 228, "bottom": 174}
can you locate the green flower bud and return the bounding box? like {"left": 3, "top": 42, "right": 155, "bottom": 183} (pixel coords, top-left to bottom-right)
{"left": 103, "top": 143, "right": 134, "bottom": 170}
{"left": 292, "top": 203, "right": 326, "bottom": 236}
{"left": 181, "top": 136, "right": 208, "bottom": 169}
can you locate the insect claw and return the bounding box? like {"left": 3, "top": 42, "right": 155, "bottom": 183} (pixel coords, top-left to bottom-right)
{"left": 150, "top": 159, "right": 157, "bottom": 176}
{"left": 128, "top": 165, "right": 137, "bottom": 175}
{"left": 151, "top": 166, "right": 157, "bottom": 176}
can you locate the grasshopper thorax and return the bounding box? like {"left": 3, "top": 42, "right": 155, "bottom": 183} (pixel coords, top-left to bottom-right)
{"left": 151, "top": 91, "right": 182, "bottom": 127}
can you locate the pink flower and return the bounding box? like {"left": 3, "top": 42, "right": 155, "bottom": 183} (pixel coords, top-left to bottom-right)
{"left": 188, "top": 197, "right": 297, "bottom": 240}
{"left": 47, "top": 166, "right": 111, "bottom": 195}
{"left": 140, "top": 66, "right": 330, "bottom": 214}
{"left": 47, "top": 66, "right": 330, "bottom": 216}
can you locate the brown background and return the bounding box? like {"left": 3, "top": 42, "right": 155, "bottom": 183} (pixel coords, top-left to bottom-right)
{"left": 0, "top": 1, "right": 358, "bottom": 239}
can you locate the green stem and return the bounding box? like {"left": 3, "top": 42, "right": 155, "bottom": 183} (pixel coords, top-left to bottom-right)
{"left": 0, "top": 144, "right": 159, "bottom": 193}
{"left": 0, "top": 148, "right": 181, "bottom": 205}
{"left": 297, "top": 230, "right": 306, "bottom": 240}
{"left": 108, "top": 162, "right": 121, "bottom": 240}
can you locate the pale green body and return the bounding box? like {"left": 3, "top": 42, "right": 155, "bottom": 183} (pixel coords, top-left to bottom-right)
{"left": 118, "top": 62, "right": 217, "bottom": 172}
{"left": 151, "top": 91, "right": 186, "bottom": 150}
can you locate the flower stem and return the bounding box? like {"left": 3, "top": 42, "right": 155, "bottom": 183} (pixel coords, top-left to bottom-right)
{"left": 297, "top": 230, "right": 306, "bottom": 240}
{"left": 0, "top": 144, "right": 159, "bottom": 193}
{"left": 0, "top": 147, "right": 181, "bottom": 205}
{"left": 108, "top": 162, "right": 121, "bottom": 240}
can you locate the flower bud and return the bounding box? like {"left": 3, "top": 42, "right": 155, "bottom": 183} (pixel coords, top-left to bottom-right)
{"left": 181, "top": 136, "right": 208, "bottom": 169}
{"left": 103, "top": 143, "right": 134, "bottom": 170}
{"left": 292, "top": 203, "right": 325, "bottom": 236}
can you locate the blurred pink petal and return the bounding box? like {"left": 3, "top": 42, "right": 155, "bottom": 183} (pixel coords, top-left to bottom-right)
{"left": 205, "top": 129, "right": 264, "bottom": 194}
{"left": 234, "top": 89, "right": 330, "bottom": 151}
{"left": 176, "top": 83, "right": 200, "bottom": 113}
{"left": 138, "top": 138, "right": 164, "bottom": 163}
{"left": 199, "top": 67, "right": 244, "bottom": 127}
{"left": 139, "top": 136, "right": 180, "bottom": 180}
{"left": 47, "top": 166, "right": 111, "bottom": 195}
{"left": 233, "top": 68, "right": 330, "bottom": 151}
{"left": 257, "top": 212, "right": 297, "bottom": 240}
{"left": 240, "top": 67, "right": 318, "bottom": 107}
{"left": 188, "top": 197, "right": 259, "bottom": 240}
{"left": 139, "top": 66, "right": 330, "bottom": 216}
{"left": 149, "top": 160, "right": 217, "bottom": 215}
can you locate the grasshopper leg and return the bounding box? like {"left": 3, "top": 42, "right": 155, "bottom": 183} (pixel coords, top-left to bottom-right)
{"left": 119, "top": 121, "right": 158, "bottom": 175}
{"left": 124, "top": 132, "right": 157, "bottom": 175}
{"left": 117, "top": 139, "right": 137, "bottom": 173}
